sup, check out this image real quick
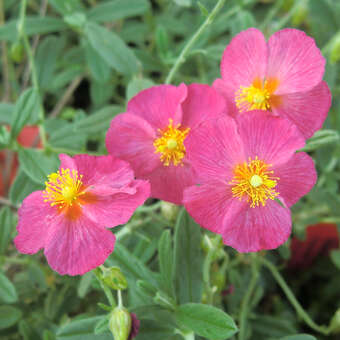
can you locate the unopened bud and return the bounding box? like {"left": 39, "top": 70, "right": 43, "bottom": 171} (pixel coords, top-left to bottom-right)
{"left": 161, "top": 201, "right": 179, "bottom": 223}
{"left": 109, "top": 307, "right": 132, "bottom": 340}
{"left": 291, "top": 0, "right": 308, "bottom": 26}
{"left": 330, "top": 35, "right": 340, "bottom": 64}
{"left": 101, "top": 267, "right": 128, "bottom": 290}
{"left": 10, "top": 42, "right": 25, "bottom": 63}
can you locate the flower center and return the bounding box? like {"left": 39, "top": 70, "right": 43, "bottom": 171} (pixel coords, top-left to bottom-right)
{"left": 235, "top": 78, "right": 279, "bottom": 112}
{"left": 43, "top": 168, "right": 84, "bottom": 209}
{"left": 153, "top": 119, "right": 190, "bottom": 166}
{"left": 229, "top": 157, "right": 279, "bottom": 208}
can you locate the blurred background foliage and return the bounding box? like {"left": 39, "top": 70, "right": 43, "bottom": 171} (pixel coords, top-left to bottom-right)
{"left": 0, "top": 0, "right": 340, "bottom": 339}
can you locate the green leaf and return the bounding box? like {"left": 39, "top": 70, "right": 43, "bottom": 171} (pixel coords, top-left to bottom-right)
{"left": 301, "top": 130, "right": 340, "bottom": 152}
{"left": 57, "top": 316, "right": 112, "bottom": 340}
{"left": 36, "top": 36, "right": 65, "bottom": 90}
{"left": 94, "top": 316, "right": 109, "bottom": 335}
{"left": 9, "top": 170, "right": 43, "bottom": 206}
{"left": 86, "top": 0, "right": 150, "bottom": 23}
{"left": 48, "top": 0, "right": 84, "bottom": 15}
{"left": 0, "top": 103, "right": 14, "bottom": 124}
{"left": 0, "top": 207, "right": 15, "bottom": 254}
{"left": 126, "top": 77, "right": 154, "bottom": 101}
{"left": 174, "top": 209, "right": 203, "bottom": 304}
{"left": 78, "top": 272, "right": 93, "bottom": 298}
{"left": 280, "top": 335, "right": 317, "bottom": 340}
{"left": 0, "top": 306, "right": 22, "bottom": 330}
{"left": 330, "top": 249, "right": 340, "bottom": 269}
{"left": 175, "top": 303, "right": 238, "bottom": 340}
{"left": 158, "top": 230, "right": 175, "bottom": 298}
{"left": 18, "top": 148, "right": 59, "bottom": 185}
{"left": 10, "top": 88, "right": 40, "bottom": 139}
{"left": 0, "top": 17, "right": 68, "bottom": 42}
{"left": 84, "top": 22, "right": 139, "bottom": 75}
{"left": 0, "top": 272, "right": 18, "bottom": 304}
{"left": 173, "top": 0, "right": 192, "bottom": 7}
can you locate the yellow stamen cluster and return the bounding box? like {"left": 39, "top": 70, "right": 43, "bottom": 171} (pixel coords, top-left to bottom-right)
{"left": 235, "top": 82, "right": 271, "bottom": 112}
{"left": 153, "top": 119, "right": 190, "bottom": 166}
{"left": 229, "top": 157, "right": 279, "bottom": 208}
{"left": 43, "top": 168, "right": 84, "bottom": 209}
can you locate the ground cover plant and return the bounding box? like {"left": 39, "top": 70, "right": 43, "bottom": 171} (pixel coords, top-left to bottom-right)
{"left": 1, "top": 0, "right": 340, "bottom": 339}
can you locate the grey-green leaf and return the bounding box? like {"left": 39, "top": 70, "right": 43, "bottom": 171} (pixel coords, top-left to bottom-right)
{"left": 280, "top": 335, "right": 317, "bottom": 340}
{"left": 10, "top": 88, "right": 40, "bottom": 139}
{"left": 0, "top": 306, "right": 22, "bottom": 329}
{"left": 0, "top": 207, "right": 15, "bottom": 254}
{"left": 0, "top": 272, "right": 18, "bottom": 304}
{"left": 175, "top": 303, "right": 238, "bottom": 340}
{"left": 84, "top": 22, "right": 139, "bottom": 75}
{"left": 174, "top": 209, "right": 203, "bottom": 304}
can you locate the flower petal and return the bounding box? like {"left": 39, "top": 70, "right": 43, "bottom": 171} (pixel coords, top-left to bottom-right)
{"left": 185, "top": 116, "right": 245, "bottom": 182}
{"left": 180, "top": 83, "right": 226, "bottom": 128}
{"left": 106, "top": 113, "right": 159, "bottom": 177}
{"left": 220, "top": 28, "right": 267, "bottom": 87}
{"left": 267, "top": 28, "right": 325, "bottom": 94}
{"left": 83, "top": 179, "right": 150, "bottom": 227}
{"left": 274, "top": 153, "right": 316, "bottom": 207}
{"left": 273, "top": 81, "right": 331, "bottom": 139}
{"left": 221, "top": 200, "right": 291, "bottom": 252}
{"left": 184, "top": 180, "right": 245, "bottom": 234}
{"left": 14, "top": 191, "right": 57, "bottom": 254}
{"left": 127, "top": 84, "right": 187, "bottom": 129}
{"left": 212, "top": 78, "right": 239, "bottom": 117}
{"left": 44, "top": 213, "right": 115, "bottom": 276}
{"left": 147, "top": 162, "right": 195, "bottom": 204}
{"left": 236, "top": 111, "right": 305, "bottom": 166}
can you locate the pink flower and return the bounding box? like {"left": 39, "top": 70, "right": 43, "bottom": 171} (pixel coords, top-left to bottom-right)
{"left": 183, "top": 111, "right": 317, "bottom": 252}
{"left": 105, "top": 83, "right": 225, "bottom": 204}
{"left": 213, "top": 28, "right": 331, "bottom": 139}
{"left": 14, "top": 154, "right": 150, "bottom": 276}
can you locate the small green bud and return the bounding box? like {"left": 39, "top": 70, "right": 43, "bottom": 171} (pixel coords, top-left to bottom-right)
{"left": 291, "top": 0, "right": 308, "bottom": 26}
{"left": 101, "top": 267, "right": 128, "bottom": 290}
{"left": 330, "top": 35, "right": 340, "bottom": 64}
{"left": 160, "top": 201, "right": 179, "bottom": 223}
{"left": 330, "top": 309, "right": 340, "bottom": 333}
{"left": 109, "top": 307, "right": 132, "bottom": 340}
{"left": 10, "top": 42, "right": 25, "bottom": 63}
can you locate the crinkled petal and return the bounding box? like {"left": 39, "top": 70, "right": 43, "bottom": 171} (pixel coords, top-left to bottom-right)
{"left": 267, "top": 28, "right": 325, "bottom": 94}
{"left": 220, "top": 28, "right": 267, "bottom": 87}
{"left": 147, "top": 162, "right": 195, "bottom": 204}
{"left": 44, "top": 214, "right": 115, "bottom": 276}
{"left": 273, "top": 81, "right": 331, "bottom": 139}
{"left": 71, "top": 154, "right": 135, "bottom": 196}
{"left": 181, "top": 83, "right": 226, "bottom": 128}
{"left": 185, "top": 116, "right": 245, "bottom": 182}
{"left": 221, "top": 200, "right": 291, "bottom": 252}
{"left": 274, "top": 153, "right": 317, "bottom": 207}
{"left": 106, "top": 113, "right": 159, "bottom": 177}
{"left": 127, "top": 84, "right": 187, "bottom": 129}
{"left": 14, "top": 191, "right": 57, "bottom": 254}
{"left": 83, "top": 180, "right": 150, "bottom": 227}
{"left": 184, "top": 181, "right": 245, "bottom": 234}
{"left": 237, "top": 111, "right": 305, "bottom": 166}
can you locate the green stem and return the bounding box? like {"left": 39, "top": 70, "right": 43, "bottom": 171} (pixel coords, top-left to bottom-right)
{"left": 94, "top": 268, "right": 116, "bottom": 307}
{"left": 115, "top": 217, "right": 153, "bottom": 241}
{"left": 238, "top": 254, "right": 259, "bottom": 340}
{"left": 19, "top": 0, "right": 47, "bottom": 147}
{"left": 165, "top": 0, "right": 226, "bottom": 84}
{"left": 259, "top": 0, "right": 285, "bottom": 32}
{"left": 260, "top": 257, "right": 330, "bottom": 335}
{"left": 203, "top": 235, "right": 215, "bottom": 304}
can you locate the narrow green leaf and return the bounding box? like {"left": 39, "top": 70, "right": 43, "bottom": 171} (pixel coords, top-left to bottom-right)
{"left": 0, "top": 207, "right": 15, "bottom": 254}
{"left": 176, "top": 303, "right": 238, "bottom": 340}
{"left": 47, "top": 0, "right": 84, "bottom": 15}
{"left": 0, "top": 103, "right": 14, "bottom": 124}
{"left": 86, "top": 0, "right": 150, "bottom": 23}
{"left": 78, "top": 272, "right": 93, "bottom": 298}
{"left": 301, "top": 130, "right": 340, "bottom": 152}
{"left": 0, "top": 306, "right": 22, "bottom": 330}
{"left": 280, "top": 335, "right": 317, "bottom": 340}
{"left": 94, "top": 316, "right": 109, "bottom": 335}
{"left": 18, "top": 148, "right": 59, "bottom": 185}
{"left": 0, "top": 272, "right": 18, "bottom": 304}
{"left": 11, "top": 88, "right": 40, "bottom": 139}
{"left": 56, "top": 316, "right": 112, "bottom": 340}
{"left": 158, "top": 230, "right": 175, "bottom": 298}
{"left": 84, "top": 22, "right": 139, "bottom": 75}
{"left": 9, "top": 170, "right": 43, "bottom": 206}
{"left": 174, "top": 209, "right": 203, "bottom": 304}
